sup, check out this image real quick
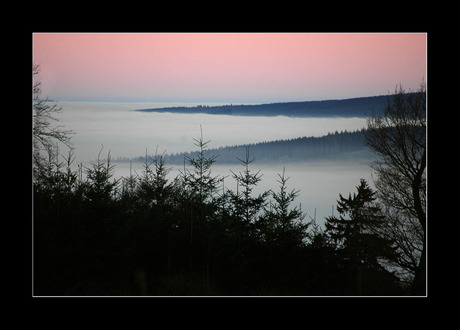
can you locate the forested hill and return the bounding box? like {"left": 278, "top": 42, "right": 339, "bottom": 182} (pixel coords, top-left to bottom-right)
{"left": 128, "top": 130, "right": 375, "bottom": 165}
{"left": 135, "top": 94, "right": 396, "bottom": 117}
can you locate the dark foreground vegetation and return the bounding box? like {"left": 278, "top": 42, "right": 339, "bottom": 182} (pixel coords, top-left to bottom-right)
{"left": 33, "top": 142, "right": 405, "bottom": 296}
{"left": 33, "top": 65, "right": 426, "bottom": 296}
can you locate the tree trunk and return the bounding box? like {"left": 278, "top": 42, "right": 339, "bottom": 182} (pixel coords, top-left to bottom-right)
{"left": 411, "top": 148, "right": 426, "bottom": 295}
{"left": 411, "top": 240, "right": 426, "bottom": 295}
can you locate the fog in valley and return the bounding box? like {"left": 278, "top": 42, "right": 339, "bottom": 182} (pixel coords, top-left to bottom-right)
{"left": 33, "top": 33, "right": 426, "bottom": 296}
{"left": 115, "top": 160, "right": 373, "bottom": 227}
{"left": 54, "top": 101, "right": 373, "bottom": 227}
{"left": 55, "top": 101, "right": 367, "bottom": 161}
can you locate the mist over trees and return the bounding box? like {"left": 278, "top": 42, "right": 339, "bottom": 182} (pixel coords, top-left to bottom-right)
{"left": 32, "top": 65, "right": 426, "bottom": 296}
{"left": 127, "top": 129, "right": 374, "bottom": 165}
{"left": 34, "top": 143, "right": 407, "bottom": 295}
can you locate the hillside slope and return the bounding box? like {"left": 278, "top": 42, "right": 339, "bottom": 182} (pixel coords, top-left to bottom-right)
{"left": 135, "top": 94, "right": 396, "bottom": 117}
{"left": 127, "top": 130, "right": 375, "bottom": 165}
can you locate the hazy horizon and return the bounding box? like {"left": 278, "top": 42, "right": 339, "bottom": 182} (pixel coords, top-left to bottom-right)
{"left": 32, "top": 33, "right": 426, "bottom": 296}
{"left": 48, "top": 92, "right": 392, "bottom": 105}
{"left": 33, "top": 32, "right": 425, "bottom": 225}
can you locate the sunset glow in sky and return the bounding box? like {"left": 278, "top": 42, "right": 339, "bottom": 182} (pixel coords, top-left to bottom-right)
{"left": 33, "top": 33, "right": 427, "bottom": 103}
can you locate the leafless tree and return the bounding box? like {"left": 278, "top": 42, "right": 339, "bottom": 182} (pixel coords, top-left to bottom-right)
{"left": 32, "top": 64, "right": 74, "bottom": 179}
{"left": 364, "top": 82, "right": 426, "bottom": 295}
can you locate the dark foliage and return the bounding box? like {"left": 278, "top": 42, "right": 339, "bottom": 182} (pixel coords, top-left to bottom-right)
{"left": 364, "top": 83, "right": 426, "bottom": 295}
{"left": 32, "top": 65, "right": 416, "bottom": 296}
{"left": 324, "top": 179, "right": 402, "bottom": 295}
{"left": 130, "top": 129, "right": 375, "bottom": 165}
{"left": 33, "top": 141, "right": 404, "bottom": 296}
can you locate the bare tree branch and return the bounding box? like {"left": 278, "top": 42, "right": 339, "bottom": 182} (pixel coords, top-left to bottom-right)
{"left": 32, "top": 64, "right": 74, "bottom": 178}
{"left": 363, "top": 82, "right": 426, "bottom": 294}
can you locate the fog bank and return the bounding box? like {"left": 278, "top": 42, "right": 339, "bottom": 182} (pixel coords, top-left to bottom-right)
{"left": 54, "top": 101, "right": 367, "bottom": 163}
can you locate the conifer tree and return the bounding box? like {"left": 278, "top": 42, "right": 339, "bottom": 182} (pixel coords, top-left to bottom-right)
{"left": 324, "top": 179, "right": 401, "bottom": 294}
{"left": 136, "top": 148, "right": 172, "bottom": 209}
{"left": 82, "top": 147, "right": 118, "bottom": 208}
{"left": 120, "top": 160, "right": 138, "bottom": 205}
{"left": 228, "top": 147, "right": 269, "bottom": 239}
{"left": 183, "top": 126, "right": 220, "bottom": 205}
{"left": 263, "top": 167, "right": 307, "bottom": 248}
{"left": 180, "top": 126, "right": 221, "bottom": 281}
{"left": 325, "top": 179, "right": 398, "bottom": 269}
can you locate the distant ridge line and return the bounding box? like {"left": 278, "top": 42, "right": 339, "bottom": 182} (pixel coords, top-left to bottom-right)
{"left": 134, "top": 94, "right": 405, "bottom": 118}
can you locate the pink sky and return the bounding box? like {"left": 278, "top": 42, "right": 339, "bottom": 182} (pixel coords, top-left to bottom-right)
{"left": 32, "top": 33, "right": 426, "bottom": 103}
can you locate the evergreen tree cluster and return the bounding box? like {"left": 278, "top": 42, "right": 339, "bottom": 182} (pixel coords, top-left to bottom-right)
{"left": 131, "top": 129, "right": 374, "bottom": 165}
{"left": 33, "top": 133, "right": 405, "bottom": 296}
{"left": 33, "top": 65, "right": 423, "bottom": 296}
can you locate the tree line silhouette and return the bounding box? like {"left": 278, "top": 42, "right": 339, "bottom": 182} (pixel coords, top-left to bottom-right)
{"left": 33, "top": 66, "right": 426, "bottom": 296}
{"left": 136, "top": 94, "right": 394, "bottom": 117}
{"left": 124, "top": 129, "right": 374, "bottom": 165}
{"left": 34, "top": 133, "right": 405, "bottom": 296}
